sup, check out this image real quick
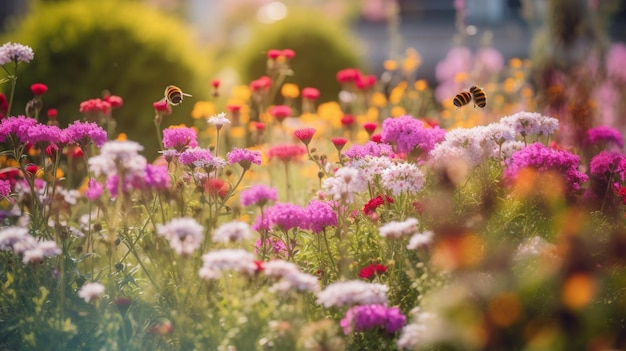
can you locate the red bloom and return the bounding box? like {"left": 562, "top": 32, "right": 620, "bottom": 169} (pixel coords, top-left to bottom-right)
{"left": 358, "top": 263, "right": 387, "bottom": 279}
{"left": 618, "top": 186, "right": 626, "bottom": 204}
{"left": 302, "top": 87, "right": 320, "bottom": 100}
{"left": 269, "top": 105, "right": 292, "bottom": 123}
{"left": 356, "top": 74, "right": 377, "bottom": 90}
{"left": 363, "top": 122, "right": 377, "bottom": 135}
{"left": 330, "top": 137, "right": 348, "bottom": 151}
{"left": 211, "top": 79, "right": 221, "bottom": 89}
{"left": 79, "top": 98, "right": 111, "bottom": 114}
{"left": 363, "top": 195, "right": 394, "bottom": 215}
{"left": 282, "top": 49, "right": 295, "bottom": 60}
{"left": 45, "top": 144, "right": 59, "bottom": 158}
{"left": 25, "top": 164, "right": 39, "bottom": 174}
{"left": 205, "top": 178, "right": 230, "bottom": 198}
{"left": 294, "top": 128, "right": 316, "bottom": 146}
{"left": 267, "top": 144, "right": 306, "bottom": 163}
{"left": 104, "top": 95, "right": 123, "bottom": 109}
{"left": 153, "top": 99, "right": 171, "bottom": 113}
{"left": 341, "top": 114, "right": 355, "bottom": 127}
{"left": 47, "top": 109, "right": 58, "bottom": 119}
{"left": 267, "top": 49, "right": 282, "bottom": 60}
{"left": 254, "top": 260, "right": 265, "bottom": 272}
{"left": 0, "top": 93, "right": 8, "bottom": 118}
{"left": 65, "top": 145, "right": 84, "bottom": 158}
{"left": 253, "top": 122, "right": 266, "bottom": 131}
{"left": 336, "top": 68, "right": 361, "bottom": 84}
{"left": 250, "top": 76, "right": 272, "bottom": 91}
{"left": 31, "top": 83, "right": 48, "bottom": 96}
{"left": 371, "top": 134, "right": 382, "bottom": 143}
{"left": 226, "top": 104, "right": 241, "bottom": 113}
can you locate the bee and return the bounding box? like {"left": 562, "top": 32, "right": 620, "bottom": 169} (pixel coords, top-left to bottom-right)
{"left": 164, "top": 85, "right": 192, "bottom": 106}
{"left": 453, "top": 90, "right": 472, "bottom": 108}
{"left": 469, "top": 85, "right": 486, "bottom": 108}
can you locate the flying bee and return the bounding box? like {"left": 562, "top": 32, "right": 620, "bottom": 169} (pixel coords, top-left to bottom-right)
{"left": 453, "top": 90, "right": 472, "bottom": 108}
{"left": 469, "top": 85, "right": 486, "bottom": 108}
{"left": 164, "top": 85, "right": 192, "bottom": 106}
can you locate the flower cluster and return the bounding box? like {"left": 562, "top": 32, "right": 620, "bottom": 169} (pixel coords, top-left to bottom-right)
{"left": 198, "top": 249, "right": 258, "bottom": 280}
{"left": 0, "top": 42, "right": 34, "bottom": 65}
{"left": 381, "top": 115, "right": 446, "bottom": 155}
{"left": 0, "top": 226, "right": 61, "bottom": 264}
{"left": 316, "top": 280, "right": 389, "bottom": 307}
{"left": 156, "top": 217, "right": 205, "bottom": 256}
{"left": 340, "top": 304, "right": 406, "bottom": 334}
{"left": 263, "top": 259, "right": 320, "bottom": 293}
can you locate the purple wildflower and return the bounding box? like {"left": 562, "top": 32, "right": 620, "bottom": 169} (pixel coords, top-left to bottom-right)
{"left": 589, "top": 151, "right": 626, "bottom": 183}
{"left": 252, "top": 202, "right": 307, "bottom": 232}
{"left": 380, "top": 115, "right": 446, "bottom": 155}
{"left": 64, "top": 121, "right": 108, "bottom": 148}
{"left": 585, "top": 126, "right": 624, "bottom": 149}
{"left": 84, "top": 179, "right": 103, "bottom": 200}
{"left": 340, "top": 304, "right": 406, "bottom": 335}
{"left": 0, "top": 179, "right": 11, "bottom": 198}
{"left": 0, "top": 116, "right": 38, "bottom": 144}
{"left": 503, "top": 142, "right": 588, "bottom": 192}
{"left": 0, "top": 42, "right": 34, "bottom": 65}
{"left": 344, "top": 141, "right": 395, "bottom": 160}
{"left": 144, "top": 164, "right": 170, "bottom": 190}
{"left": 25, "top": 124, "right": 64, "bottom": 145}
{"left": 254, "top": 237, "right": 288, "bottom": 255}
{"left": 227, "top": 148, "right": 262, "bottom": 169}
{"left": 212, "top": 221, "right": 252, "bottom": 243}
{"left": 178, "top": 147, "right": 226, "bottom": 169}
{"left": 162, "top": 126, "right": 198, "bottom": 151}
{"left": 305, "top": 200, "right": 337, "bottom": 233}
{"left": 240, "top": 185, "right": 278, "bottom": 207}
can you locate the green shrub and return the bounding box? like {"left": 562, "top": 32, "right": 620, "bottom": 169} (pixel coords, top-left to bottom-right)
{"left": 1, "top": 0, "right": 211, "bottom": 158}
{"left": 230, "top": 9, "right": 365, "bottom": 104}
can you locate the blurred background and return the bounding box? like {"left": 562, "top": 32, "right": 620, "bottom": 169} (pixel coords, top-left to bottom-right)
{"left": 0, "top": 0, "right": 625, "bottom": 155}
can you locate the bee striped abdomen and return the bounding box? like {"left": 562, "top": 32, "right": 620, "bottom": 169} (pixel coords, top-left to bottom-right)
{"left": 453, "top": 91, "right": 472, "bottom": 108}
{"left": 164, "top": 85, "right": 192, "bottom": 106}
{"left": 469, "top": 86, "right": 486, "bottom": 108}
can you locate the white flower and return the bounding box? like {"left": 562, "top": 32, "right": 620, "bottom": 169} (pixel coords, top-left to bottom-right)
{"left": 78, "top": 282, "right": 105, "bottom": 303}
{"left": 22, "top": 240, "right": 61, "bottom": 264}
{"left": 500, "top": 111, "right": 559, "bottom": 138}
{"left": 381, "top": 163, "right": 425, "bottom": 196}
{"left": 198, "top": 249, "right": 258, "bottom": 280}
{"left": 263, "top": 260, "right": 320, "bottom": 293}
{"left": 157, "top": 217, "right": 205, "bottom": 256}
{"left": 407, "top": 230, "right": 434, "bottom": 250}
{"left": 316, "top": 280, "right": 388, "bottom": 307}
{"left": 88, "top": 141, "right": 146, "bottom": 178}
{"left": 379, "top": 218, "right": 419, "bottom": 239}
{"left": 207, "top": 112, "right": 231, "bottom": 127}
{"left": 212, "top": 221, "right": 252, "bottom": 243}
{"left": 321, "top": 167, "right": 367, "bottom": 203}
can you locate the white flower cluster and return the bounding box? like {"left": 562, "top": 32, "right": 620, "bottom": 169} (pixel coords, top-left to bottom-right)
{"left": 88, "top": 140, "right": 146, "bottom": 178}
{"left": 381, "top": 163, "right": 425, "bottom": 196}
{"left": 500, "top": 111, "right": 559, "bottom": 138}
{"left": 347, "top": 156, "right": 395, "bottom": 185}
{"left": 379, "top": 218, "right": 419, "bottom": 239}
{"left": 78, "top": 282, "right": 105, "bottom": 303}
{"left": 316, "top": 280, "right": 388, "bottom": 308}
{"left": 321, "top": 167, "right": 368, "bottom": 203}
{"left": 397, "top": 309, "right": 437, "bottom": 350}
{"left": 514, "top": 236, "right": 557, "bottom": 262}
{"left": 212, "top": 221, "right": 252, "bottom": 243}
{"left": 198, "top": 249, "right": 258, "bottom": 280}
{"left": 263, "top": 260, "right": 319, "bottom": 293}
{"left": 156, "top": 217, "right": 205, "bottom": 256}
{"left": 0, "top": 226, "right": 61, "bottom": 264}
{"left": 407, "top": 230, "right": 434, "bottom": 250}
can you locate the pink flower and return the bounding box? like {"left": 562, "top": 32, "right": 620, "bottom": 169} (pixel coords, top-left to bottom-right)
{"left": 104, "top": 95, "right": 123, "bottom": 109}
{"left": 331, "top": 137, "right": 348, "bottom": 152}
{"left": 336, "top": 68, "right": 361, "bottom": 84}
{"left": 30, "top": 83, "right": 48, "bottom": 96}
{"left": 240, "top": 185, "right": 278, "bottom": 207}
{"left": 269, "top": 105, "right": 292, "bottom": 123}
{"left": 294, "top": 128, "right": 316, "bottom": 146}
{"left": 302, "top": 87, "right": 320, "bottom": 100}
{"left": 162, "top": 126, "right": 198, "bottom": 151}
{"left": 267, "top": 144, "right": 306, "bottom": 163}
{"left": 79, "top": 98, "right": 111, "bottom": 115}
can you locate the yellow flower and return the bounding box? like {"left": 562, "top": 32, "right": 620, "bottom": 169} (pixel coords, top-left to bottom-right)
{"left": 191, "top": 101, "right": 216, "bottom": 120}
{"left": 231, "top": 85, "right": 251, "bottom": 102}
{"left": 389, "top": 86, "right": 406, "bottom": 104}
{"left": 116, "top": 133, "right": 128, "bottom": 141}
{"left": 390, "top": 106, "right": 406, "bottom": 117}
{"left": 229, "top": 126, "right": 246, "bottom": 139}
{"left": 281, "top": 84, "right": 300, "bottom": 99}
{"left": 383, "top": 59, "right": 398, "bottom": 71}
{"left": 317, "top": 102, "right": 343, "bottom": 129}
{"left": 414, "top": 79, "right": 428, "bottom": 91}
{"left": 402, "top": 48, "right": 422, "bottom": 72}
{"left": 370, "top": 92, "right": 387, "bottom": 108}
{"left": 509, "top": 57, "right": 522, "bottom": 69}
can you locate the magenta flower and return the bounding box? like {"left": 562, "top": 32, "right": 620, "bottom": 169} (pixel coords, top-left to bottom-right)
{"left": 25, "top": 124, "right": 64, "bottom": 145}
{"left": 254, "top": 237, "right": 288, "bottom": 256}
{"left": 64, "top": 120, "right": 108, "bottom": 148}
{"left": 589, "top": 151, "right": 626, "bottom": 183}
{"left": 252, "top": 202, "right": 307, "bottom": 232}
{"left": 144, "top": 164, "right": 171, "bottom": 190}
{"left": 162, "top": 126, "right": 198, "bottom": 151}
{"left": 240, "top": 185, "right": 278, "bottom": 207}
{"left": 294, "top": 128, "right": 317, "bottom": 146}
{"left": 381, "top": 115, "right": 446, "bottom": 155}
{"left": 178, "top": 147, "right": 226, "bottom": 169}
{"left": 267, "top": 144, "right": 306, "bottom": 163}
{"left": 503, "top": 143, "right": 589, "bottom": 192}
{"left": 227, "top": 148, "right": 262, "bottom": 170}
{"left": 84, "top": 179, "right": 103, "bottom": 200}
{"left": 0, "top": 179, "right": 11, "bottom": 198}
{"left": 340, "top": 304, "right": 406, "bottom": 335}
{"left": 0, "top": 115, "right": 38, "bottom": 144}
{"left": 79, "top": 98, "right": 111, "bottom": 115}
{"left": 585, "top": 126, "right": 624, "bottom": 149}
{"left": 305, "top": 200, "right": 337, "bottom": 233}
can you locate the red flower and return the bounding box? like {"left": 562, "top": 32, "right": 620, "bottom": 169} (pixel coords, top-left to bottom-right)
{"left": 371, "top": 134, "right": 382, "bottom": 143}
{"left": 104, "top": 95, "right": 123, "bottom": 109}
{"left": 254, "top": 260, "right": 265, "bottom": 272}
{"left": 269, "top": 105, "right": 292, "bottom": 123}
{"left": 267, "top": 49, "right": 282, "bottom": 60}
{"left": 282, "top": 49, "right": 295, "bottom": 60}
{"left": 211, "top": 79, "right": 221, "bottom": 89}
{"left": 31, "top": 83, "right": 48, "bottom": 96}
{"left": 302, "top": 87, "right": 320, "bottom": 100}
{"left": 358, "top": 263, "right": 387, "bottom": 279}
{"left": 341, "top": 114, "right": 355, "bottom": 127}
{"left": 618, "top": 186, "right": 626, "bottom": 204}
{"left": 363, "top": 195, "right": 394, "bottom": 215}
{"left": 330, "top": 137, "right": 348, "bottom": 152}
{"left": 153, "top": 99, "right": 171, "bottom": 113}
{"left": 363, "top": 122, "right": 377, "bottom": 135}
{"left": 336, "top": 68, "right": 361, "bottom": 84}
{"left": 79, "top": 98, "right": 111, "bottom": 114}
{"left": 356, "top": 74, "right": 377, "bottom": 90}
{"left": 226, "top": 104, "right": 241, "bottom": 113}
{"left": 45, "top": 144, "right": 59, "bottom": 158}
{"left": 250, "top": 76, "right": 272, "bottom": 91}
{"left": 0, "top": 93, "right": 8, "bottom": 118}
{"left": 25, "top": 164, "right": 39, "bottom": 174}
{"left": 205, "top": 178, "right": 230, "bottom": 198}
{"left": 47, "top": 109, "right": 58, "bottom": 119}
{"left": 294, "top": 128, "right": 316, "bottom": 146}
{"left": 253, "top": 122, "right": 266, "bottom": 131}
{"left": 65, "top": 145, "right": 84, "bottom": 158}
